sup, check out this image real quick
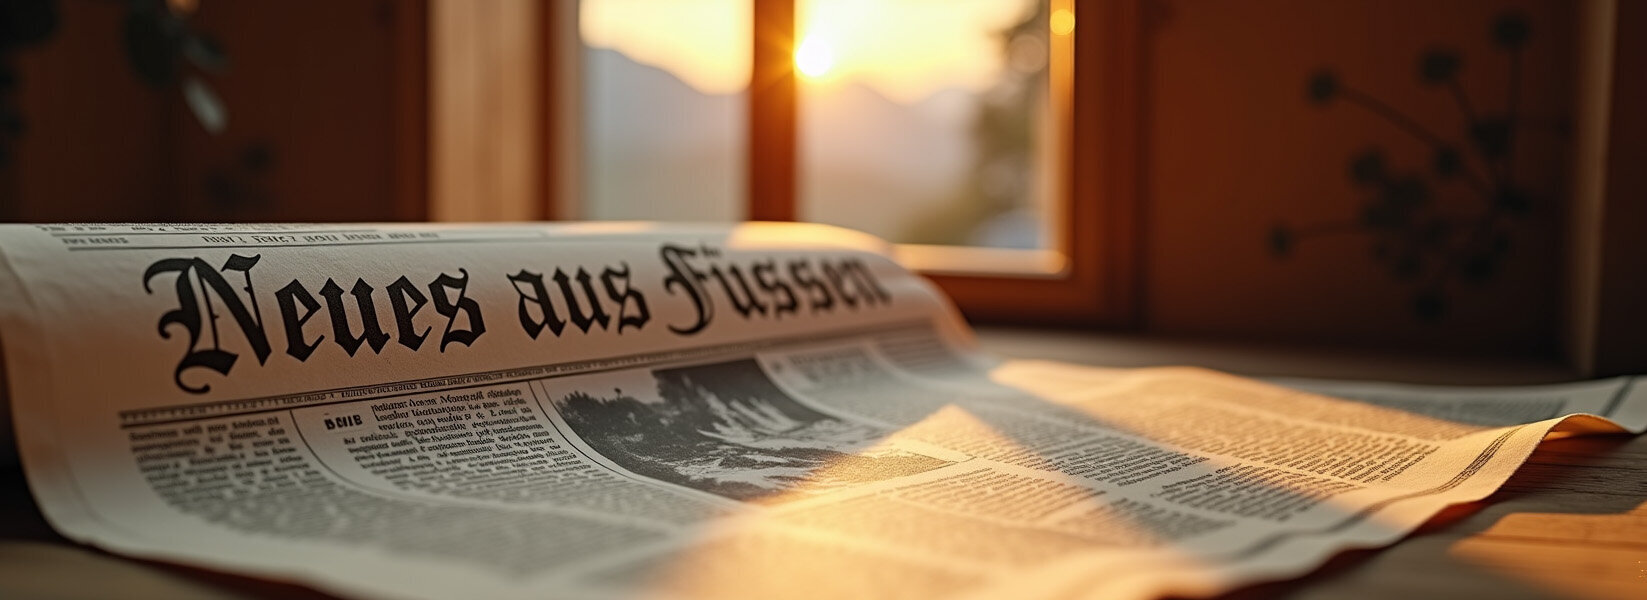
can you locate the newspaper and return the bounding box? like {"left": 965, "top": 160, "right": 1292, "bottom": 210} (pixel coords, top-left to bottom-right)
{"left": 0, "top": 222, "right": 1642, "bottom": 600}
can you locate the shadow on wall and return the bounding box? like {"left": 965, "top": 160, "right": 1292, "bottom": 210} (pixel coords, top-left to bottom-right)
{"left": 1272, "top": 12, "right": 1535, "bottom": 322}
{"left": 1142, "top": 0, "right": 1574, "bottom": 356}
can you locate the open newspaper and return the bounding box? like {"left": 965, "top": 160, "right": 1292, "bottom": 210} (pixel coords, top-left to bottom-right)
{"left": 0, "top": 222, "right": 1642, "bottom": 600}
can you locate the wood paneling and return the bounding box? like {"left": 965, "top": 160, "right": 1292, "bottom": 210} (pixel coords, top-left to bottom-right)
{"left": 1590, "top": 0, "right": 1647, "bottom": 375}
{"left": 8, "top": 1, "right": 174, "bottom": 221}
{"left": 747, "top": 0, "right": 796, "bottom": 222}
{"left": 4, "top": 0, "right": 428, "bottom": 223}
{"left": 1140, "top": 0, "right": 1577, "bottom": 355}
{"left": 429, "top": 0, "right": 543, "bottom": 222}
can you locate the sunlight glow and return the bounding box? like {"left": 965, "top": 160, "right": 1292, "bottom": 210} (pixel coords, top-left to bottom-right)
{"left": 797, "top": 0, "right": 1035, "bottom": 102}
{"left": 795, "top": 36, "right": 836, "bottom": 78}
{"left": 1050, "top": 8, "right": 1075, "bottom": 36}
{"left": 583, "top": 0, "right": 1039, "bottom": 102}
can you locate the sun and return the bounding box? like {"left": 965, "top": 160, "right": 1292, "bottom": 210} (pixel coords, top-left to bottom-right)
{"left": 795, "top": 35, "right": 835, "bottom": 78}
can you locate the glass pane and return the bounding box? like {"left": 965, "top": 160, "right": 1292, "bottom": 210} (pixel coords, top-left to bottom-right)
{"left": 798, "top": 0, "right": 1056, "bottom": 249}
{"left": 579, "top": 0, "right": 749, "bottom": 221}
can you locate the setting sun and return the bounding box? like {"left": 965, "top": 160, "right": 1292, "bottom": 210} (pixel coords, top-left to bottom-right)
{"left": 583, "top": 0, "right": 1037, "bottom": 102}
{"left": 795, "top": 36, "right": 835, "bottom": 78}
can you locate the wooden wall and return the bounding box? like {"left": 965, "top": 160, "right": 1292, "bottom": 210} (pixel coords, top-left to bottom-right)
{"left": 1137, "top": 0, "right": 1578, "bottom": 356}
{"left": 1, "top": 0, "right": 426, "bottom": 223}
{"left": 3, "top": 0, "right": 174, "bottom": 222}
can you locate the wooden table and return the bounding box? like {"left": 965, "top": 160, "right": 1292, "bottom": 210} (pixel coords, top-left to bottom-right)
{"left": 0, "top": 329, "right": 1641, "bottom": 599}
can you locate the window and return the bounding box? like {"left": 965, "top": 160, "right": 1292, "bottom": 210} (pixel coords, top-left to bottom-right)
{"left": 447, "top": 0, "right": 1142, "bottom": 325}
{"left": 795, "top": 1, "right": 1057, "bottom": 254}
{"left": 577, "top": 0, "right": 749, "bottom": 222}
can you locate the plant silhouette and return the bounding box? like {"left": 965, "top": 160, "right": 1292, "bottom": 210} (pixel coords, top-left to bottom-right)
{"left": 1272, "top": 12, "right": 1533, "bottom": 320}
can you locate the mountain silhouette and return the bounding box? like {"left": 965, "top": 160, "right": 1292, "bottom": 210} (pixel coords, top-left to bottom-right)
{"left": 583, "top": 47, "right": 973, "bottom": 240}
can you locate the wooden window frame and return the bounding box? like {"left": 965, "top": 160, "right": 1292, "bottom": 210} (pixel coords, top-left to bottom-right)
{"left": 935, "top": 0, "right": 1140, "bottom": 328}
{"left": 747, "top": 0, "right": 1143, "bottom": 327}
{"left": 440, "top": 0, "right": 1145, "bottom": 326}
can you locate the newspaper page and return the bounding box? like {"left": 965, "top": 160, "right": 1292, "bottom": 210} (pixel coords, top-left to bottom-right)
{"left": 0, "top": 222, "right": 1643, "bottom": 600}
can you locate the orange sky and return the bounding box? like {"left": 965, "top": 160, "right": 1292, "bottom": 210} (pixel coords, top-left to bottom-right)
{"left": 581, "top": 0, "right": 1038, "bottom": 103}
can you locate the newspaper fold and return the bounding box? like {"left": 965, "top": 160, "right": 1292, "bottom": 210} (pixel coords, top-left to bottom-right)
{"left": 0, "top": 222, "right": 1641, "bottom": 600}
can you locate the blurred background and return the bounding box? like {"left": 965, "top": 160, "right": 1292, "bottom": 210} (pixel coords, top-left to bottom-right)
{"left": 582, "top": 0, "right": 1054, "bottom": 250}
{"left": 0, "top": 0, "right": 1641, "bottom": 374}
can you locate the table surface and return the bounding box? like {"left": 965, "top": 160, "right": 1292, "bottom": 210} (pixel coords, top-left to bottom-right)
{"left": 1, "top": 329, "right": 1642, "bottom": 599}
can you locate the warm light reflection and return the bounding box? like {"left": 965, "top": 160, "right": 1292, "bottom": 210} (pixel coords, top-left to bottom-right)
{"left": 795, "top": 36, "right": 836, "bottom": 79}
{"left": 1444, "top": 434, "right": 1647, "bottom": 600}
{"left": 1451, "top": 508, "right": 1647, "bottom": 600}
{"left": 1050, "top": 8, "right": 1075, "bottom": 36}
{"left": 724, "top": 222, "right": 892, "bottom": 254}
{"left": 585, "top": 356, "right": 1504, "bottom": 597}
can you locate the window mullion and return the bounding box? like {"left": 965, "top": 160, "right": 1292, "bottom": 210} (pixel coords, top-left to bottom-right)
{"left": 747, "top": 0, "right": 798, "bottom": 221}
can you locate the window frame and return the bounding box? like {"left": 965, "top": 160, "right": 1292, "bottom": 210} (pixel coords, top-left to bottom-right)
{"left": 918, "top": 0, "right": 1144, "bottom": 327}
{"left": 529, "top": 0, "right": 1144, "bottom": 326}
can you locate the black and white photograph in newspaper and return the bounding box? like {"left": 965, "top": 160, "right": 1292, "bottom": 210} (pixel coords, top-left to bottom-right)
{"left": 548, "top": 358, "right": 954, "bottom": 502}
